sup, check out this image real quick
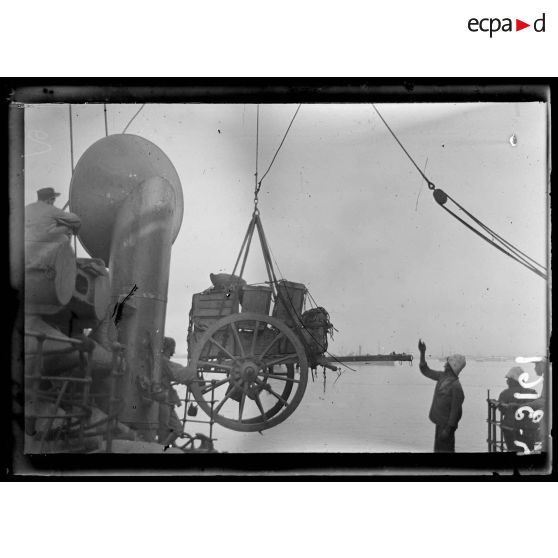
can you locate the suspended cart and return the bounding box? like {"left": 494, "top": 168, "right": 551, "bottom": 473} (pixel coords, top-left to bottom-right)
{"left": 187, "top": 210, "right": 336, "bottom": 432}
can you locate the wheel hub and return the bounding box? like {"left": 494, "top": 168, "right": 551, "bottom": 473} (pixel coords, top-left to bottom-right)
{"left": 229, "top": 359, "right": 265, "bottom": 399}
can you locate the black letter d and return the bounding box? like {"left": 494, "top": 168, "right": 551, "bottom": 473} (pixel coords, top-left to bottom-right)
{"left": 534, "top": 13, "right": 545, "bottom": 32}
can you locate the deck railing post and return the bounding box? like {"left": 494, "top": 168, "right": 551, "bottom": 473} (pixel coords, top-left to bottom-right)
{"left": 487, "top": 390, "right": 492, "bottom": 452}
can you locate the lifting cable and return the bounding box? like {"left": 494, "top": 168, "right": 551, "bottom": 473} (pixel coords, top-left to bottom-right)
{"left": 69, "top": 104, "right": 75, "bottom": 175}
{"left": 233, "top": 104, "right": 352, "bottom": 382}
{"left": 232, "top": 210, "right": 354, "bottom": 376}
{"left": 62, "top": 105, "right": 78, "bottom": 254}
{"left": 62, "top": 106, "right": 75, "bottom": 210}
{"left": 103, "top": 103, "right": 109, "bottom": 136}
{"left": 371, "top": 104, "right": 548, "bottom": 281}
{"left": 122, "top": 103, "right": 146, "bottom": 134}
{"left": 265, "top": 239, "right": 352, "bottom": 376}
{"left": 254, "top": 104, "right": 260, "bottom": 194}
{"left": 253, "top": 103, "right": 302, "bottom": 208}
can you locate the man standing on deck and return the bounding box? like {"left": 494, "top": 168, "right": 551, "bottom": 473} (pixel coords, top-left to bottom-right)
{"left": 417, "top": 339, "right": 466, "bottom": 453}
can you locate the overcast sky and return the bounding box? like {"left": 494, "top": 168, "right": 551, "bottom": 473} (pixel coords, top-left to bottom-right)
{"left": 22, "top": 101, "right": 549, "bottom": 357}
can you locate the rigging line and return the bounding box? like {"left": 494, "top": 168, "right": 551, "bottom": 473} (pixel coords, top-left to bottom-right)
{"left": 372, "top": 104, "right": 434, "bottom": 188}
{"left": 122, "top": 103, "right": 146, "bottom": 134}
{"left": 440, "top": 204, "right": 547, "bottom": 279}
{"left": 415, "top": 157, "right": 428, "bottom": 211}
{"left": 254, "top": 104, "right": 260, "bottom": 196}
{"left": 69, "top": 105, "right": 75, "bottom": 174}
{"left": 231, "top": 216, "right": 256, "bottom": 276}
{"left": 445, "top": 192, "right": 547, "bottom": 271}
{"left": 256, "top": 215, "right": 354, "bottom": 371}
{"left": 257, "top": 104, "right": 302, "bottom": 190}
{"left": 373, "top": 103, "right": 546, "bottom": 278}
{"left": 62, "top": 106, "right": 76, "bottom": 212}
{"left": 103, "top": 104, "right": 109, "bottom": 136}
{"left": 264, "top": 229, "right": 349, "bottom": 368}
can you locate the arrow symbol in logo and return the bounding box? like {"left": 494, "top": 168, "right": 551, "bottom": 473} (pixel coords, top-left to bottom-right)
{"left": 516, "top": 19, "right": 530, "bottom": 31}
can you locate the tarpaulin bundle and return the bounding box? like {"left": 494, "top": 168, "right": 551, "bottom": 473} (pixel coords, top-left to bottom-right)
{"left": 301, "top": 307, "right": 334, "bottom": 359}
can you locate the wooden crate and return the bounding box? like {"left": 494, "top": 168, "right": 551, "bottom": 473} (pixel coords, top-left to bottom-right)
{"left": 272, "top": 280, "right": 306, "bottom": 327}
{"left": 190, "top": 291, "right": 239, "bottom": 358}
{"left": 241, "top": 285, "right": 272, "bottom": 315}
{"left": 192, "top": 291, "right": 239, "bottom": 321}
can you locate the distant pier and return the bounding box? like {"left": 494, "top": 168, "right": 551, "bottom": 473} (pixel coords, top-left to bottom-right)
{"left": 327, "top": 353, "right": 413, "bottom": 364}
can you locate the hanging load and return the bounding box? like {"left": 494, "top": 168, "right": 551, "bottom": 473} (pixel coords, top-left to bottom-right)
{"left": 184, "top": 103, "right": 339, "bottom": 434}
{"left": 186, "top": 210, "right": 337, "bottom": 433}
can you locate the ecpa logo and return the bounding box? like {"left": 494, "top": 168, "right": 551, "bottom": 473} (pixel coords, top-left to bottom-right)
{"left": 468, "top": 13, "right": 546, "bottom": 37}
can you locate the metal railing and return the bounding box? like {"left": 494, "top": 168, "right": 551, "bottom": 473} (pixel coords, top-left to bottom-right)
{"left": 486, "top": 390, "right": 505, "bottom": 452}
{"left": 24, "top": 330, "right": 125, "bottom": 453}
{"left": 487, "top": 389, "right": 544, "bottom": 454}
{"left": 173, "top": 379, "right": 218, "bottom": 452}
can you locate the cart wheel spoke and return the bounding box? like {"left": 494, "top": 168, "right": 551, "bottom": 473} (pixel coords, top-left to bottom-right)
{"left": 260, "top": 372, "right": 300, "bottom": 384}
{"left": 253, "top": 392, "right": 268, "bottom": 422}
{"left": 229, "top": 324, "right": 245, "bottom": 358}
{"left": 213, "top": 389, "right": 234, "bottom": 415}
{"left": 259, "top": 332, "right": 284, "bottom": 359}
{"left": 255, "top": 379, "right": 289, "bottom": 407}
{"left": 200, "top": 378, "right": 229, "bottom": 394}
{"left": 208, "top": 336, "right": 239, "bottom": 360}
{"left": 238, "top": 392, "right": 246, "bottom": 422}
{"left": 250, "top": 321, "right": 260, "bottom": 356}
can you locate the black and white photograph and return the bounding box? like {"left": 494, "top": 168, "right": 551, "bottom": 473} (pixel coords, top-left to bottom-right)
{"left": 8, "top": 84, "right": 551, "bottom": 473}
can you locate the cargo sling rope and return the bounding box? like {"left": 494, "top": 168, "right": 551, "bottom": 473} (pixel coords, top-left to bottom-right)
{"left": 371, "top": 104, "right": 548, "bottom": 281}
{"left": 230, "top": 209, "right": 348, "bottom": 379}
{"left": 261, "top": 230, "right": 355, "bottom": 382}
{"left": 225, "top": 104, "right": 354, "bottom": 383}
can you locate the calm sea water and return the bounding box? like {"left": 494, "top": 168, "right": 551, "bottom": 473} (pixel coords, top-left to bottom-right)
{"left": 174, "top": 358, "right": 543, "bottom": 453}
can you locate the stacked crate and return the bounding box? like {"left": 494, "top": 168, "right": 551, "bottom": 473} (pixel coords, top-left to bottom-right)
{"left": 188, "top": 290, "right": 240, "bottom": 358}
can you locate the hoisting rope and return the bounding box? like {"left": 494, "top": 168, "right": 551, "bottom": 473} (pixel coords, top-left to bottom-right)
{"left": 231, "top": 211, "right": 354, "bottom": 381}
{"left": 62, "top": 105, "right": 77, "bottom": 254}
{"left": 69, "top": 104, "right": 75, "bottom": 175}
{"left": 103, "top": 103, "right": 109, "bottom": 136}
{"left": 242, "top": 103, "right": 353, "bottom": 382}
{"left": 230, "top": 104, "right": 351, "bottom": 394}
{"left": 371, "top": 104, "right": 548, "bottom": 281}
{"left": 263, "top": 236, "right": 350, "bottom": 374}
{"left": 122, "top": 104, "right": 146, "bottom": 134}
{"left": 254, "top": 104, "right": 260, "bottom": 198}
{"left": 253, "top": 104, "right": 302, "bottom": 209}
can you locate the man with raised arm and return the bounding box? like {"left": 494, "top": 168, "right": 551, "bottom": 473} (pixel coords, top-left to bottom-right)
{"left": 417, "top": 339, "right": 466, "bottom": 453}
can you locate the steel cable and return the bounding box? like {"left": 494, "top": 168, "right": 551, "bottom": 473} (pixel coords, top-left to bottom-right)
{"left": 256, "top": 104, "right": 302, "bottom": 195}
{"left": 122, "top": 103, "right": 146, "bottom": 134}
{"left": 371, "top": 104, "right": 547, "bottom": 280}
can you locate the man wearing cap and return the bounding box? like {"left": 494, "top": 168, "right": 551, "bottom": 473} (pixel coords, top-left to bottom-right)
{"left": 496, "top": 366, "right": 538, "bottom": 452}
{"left": 25, "top": 187, "right": 81, "bottom": 242}
{"left": 157, "top": 336, "right": 195, "bottom": 447}
{"left": 417, "top": 339, "right": 466, "bottom": 452}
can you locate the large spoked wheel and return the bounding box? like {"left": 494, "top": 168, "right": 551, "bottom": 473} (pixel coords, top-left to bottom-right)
{"left": 189, "top": 313, "right": 308, "bottom": 432}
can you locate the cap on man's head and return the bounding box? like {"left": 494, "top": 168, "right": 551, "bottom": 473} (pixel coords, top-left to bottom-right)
{"left": 505, "top": 366, "right": 524, "bottom": 382}
{"left": 37, "top": 187, "right": 61, "bottom": 201}
{"left": 447, "top": 354, "right": 466, "bottom": 375}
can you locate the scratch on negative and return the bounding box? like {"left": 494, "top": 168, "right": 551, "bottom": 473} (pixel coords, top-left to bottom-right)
{"left": 112, "top": 284, "right": 138, "bottom": 326}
